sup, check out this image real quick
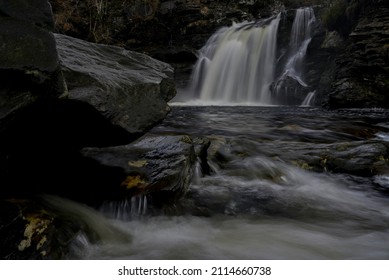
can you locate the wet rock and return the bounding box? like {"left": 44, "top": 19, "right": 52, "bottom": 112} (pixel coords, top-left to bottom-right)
{"left": 55, "top": 33, "right": 176, "bottom": 135}
{"left": 257, "top": 140, "right": 389, "bottom": 177}
{"left": 82, "top": 135, "right": 198, "bottom": 206}
{"left": 328, "top": 3, "right": 389, "bottom": 108}
{"left": 0, "top": 199, "right": 79, "bottom": 259}
{"left": 321, "top": 31, "right": 344, "bottom": 50}
{"left": 205, "top": 135, "right": 389, "bottom": 177}
{"left": 273, "top": 75, "right": 312, "bottom": 105}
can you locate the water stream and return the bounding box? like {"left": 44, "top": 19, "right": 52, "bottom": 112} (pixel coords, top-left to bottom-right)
{"left": 186, "top": 15, "right": 280, "bottom": 104}
{"left": 47, "top": 106, "right": 389, "bottom": 259}
{"left": 43, "top": 7, "right": 389, "bottom": 260}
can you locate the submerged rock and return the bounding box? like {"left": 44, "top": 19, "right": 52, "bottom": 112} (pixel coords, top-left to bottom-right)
{"left": 55, "top": 33, "right": 176, "bottom": 135}
{"left": 259, "top": 140, "right": 389, "bottom": 177}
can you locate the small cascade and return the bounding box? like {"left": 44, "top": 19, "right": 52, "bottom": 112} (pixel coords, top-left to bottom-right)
{"left": 99, "top": 195, "right": 148, "bottom": 220}
{"left": 188, "top": 15, "right": 281, "bottom": 104}
{"left": 274, "top": 7, "right": 316, "bottom": 104}
{"left": 301, "top": 90, "right": 316, "bottom": 107}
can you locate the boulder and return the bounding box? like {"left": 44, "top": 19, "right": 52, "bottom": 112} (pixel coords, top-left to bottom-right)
{"left": 0, "top": 0, "right": 55, "bottom": 30}
{"left": 0, "top": 99, "right": 132, "bottom": 203}
{"left": 0, "top": 0, "right": 66, "bottom": 126}
{"left": 205, "top": 136, "right": 389, "bottom": 177}
{"left": 257, "top": 140, "right": 389, "bottom": 177}
{"left": 0, "top": 197, "right": 110, "bottom": 259}
{"left": 54, "top": 33, "right": 176, "bottom": 135}
{"left": 82, "top": 135, "right": 197, "bottom": 206}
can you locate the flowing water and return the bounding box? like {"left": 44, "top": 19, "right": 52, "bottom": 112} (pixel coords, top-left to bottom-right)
{"left": 44, "top": 7, "right": 389, "bottom": 259}
{"left": 187, "top": 15, "right": 280, "bottom": 104}
{"left": 47, "top": 106, "right": 389, "bottom": 259}
{"left": 274, "top": 7, "right": 316, "bottom": 104}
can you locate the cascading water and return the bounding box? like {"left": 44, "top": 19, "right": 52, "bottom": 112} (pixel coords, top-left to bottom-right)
{"left": 184, "top": 7, "right": 317, "bottom": 105}
{"left": 187, "top": 15, "right": 281, "bottom": 104}
{"left": 301, "top": 90, "right": 316, "bottom": 107}
{"left": 274, "top": 7, "right": 316, "bottom": 105}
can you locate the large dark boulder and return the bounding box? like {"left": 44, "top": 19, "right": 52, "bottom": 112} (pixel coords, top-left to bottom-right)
{"left": 0, "top": 99, "right": 132, "bottom": 203}
{"left": 55, "top": 33, "right": 176, "bottom": 135}
{"left": 0, "top": 0, "right": 66, "bottom": 127}
{"left": 82, "top": 135, "right": 197, "bottom": 208}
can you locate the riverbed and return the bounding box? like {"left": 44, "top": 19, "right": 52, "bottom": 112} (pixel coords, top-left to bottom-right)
{"left": 50, "top": 105, "right": 389, "bottom": 259}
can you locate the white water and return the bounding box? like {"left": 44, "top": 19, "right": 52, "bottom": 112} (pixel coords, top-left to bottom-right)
{"left": 188, "top": 16, "right": 280, "bottom": 104}
{"left": 184, "top": 8, "right": 317, "bottom": 105}
{"left": 301, "top": 91, "right": 316, "bottom": 106}
{"left": 42, "top": 107, "right": 389, "bottom": 259}
{"left": 46, "top": 160, "right": 389, "bottom": 259}
{"left": 274, "top": 7, "right": 316, "bottom": 103}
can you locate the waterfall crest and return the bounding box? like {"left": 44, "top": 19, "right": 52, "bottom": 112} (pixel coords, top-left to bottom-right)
{"left": 188, "top": 15, "right": 281, "bottom": 105}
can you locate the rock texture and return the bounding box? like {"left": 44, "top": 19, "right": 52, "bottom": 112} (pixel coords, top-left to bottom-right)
{"left": 55, "top": 33, "right": 176, "bottom": 135}
{"left": 1, "top": 0, "right": 179, "bottom": 204}
{"left": 327, "top": 1, "right": 389, "bottom": 108}
{"left": 82, "top": 135, "right": 197, "bottom": 206}
{"left": 0, "top": 0, "right": 66, "bottom": 127}
{"left": 49, "top": 0, "right": 287, "bottom": 61}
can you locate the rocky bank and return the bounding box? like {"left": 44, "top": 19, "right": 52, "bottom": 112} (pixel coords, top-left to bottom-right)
{"left": 0, "top": 0, "right": 201, "bottom": 259}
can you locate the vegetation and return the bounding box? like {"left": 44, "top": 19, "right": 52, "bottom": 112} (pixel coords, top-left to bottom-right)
{"left": 50, "top": 0, "right": 160, "bottom": 44}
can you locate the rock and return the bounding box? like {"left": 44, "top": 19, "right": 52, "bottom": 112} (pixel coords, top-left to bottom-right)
{"left": 258, "top": 140, "right": 389, "bottom": 177}
{"left": 321, "top": 31, "right": 344, "bottom": 49}
{"left": 204, "top": 136, "right": 389, "bottom": 177}
{"left": 0, "top": 197, "right": 113, "bottom": 259}
{"left": 0, "top": 99, "right": 132, "bottom": 203}
{"left": 82, "top": 135, "right": 197, "bottom": 206}
{"left": 0, "top": 0, "right": 55, "bottom": 30}
{"left": 327, "top": 3, "right": 389, "bottom": 108}
{"left": 272, "top": 75, "right": 312, "bottom": 105}
{"left": 0, "top": 199, "right": 75, "bottom": 259}
{"left": 54, "top": 33, "right": 176, "bottom": 135}
{"left": 50, "top": 0, "right": 285, "bottom": 59}
{"left": 0, "top": 0, "right": 66, "bottom": 126}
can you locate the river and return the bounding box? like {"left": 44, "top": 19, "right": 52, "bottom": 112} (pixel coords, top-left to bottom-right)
{"left": 49, "top": 105, "right": 389, "bottom": 259}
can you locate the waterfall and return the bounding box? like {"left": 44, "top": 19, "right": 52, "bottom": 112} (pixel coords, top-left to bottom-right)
{"left": 184, "top": 8, "right": 317, "bottom": 105}
{"left": 274, "top": 7, "right": 316, "bottom": 105}
{"left": 99, "top": 195, "right": 149, "bottom": 220}
{"left": 188, "top": 15, "right": 281, "bottom": 104}
{"left": 301, "top": 90, "right": 316, "bottom": 107}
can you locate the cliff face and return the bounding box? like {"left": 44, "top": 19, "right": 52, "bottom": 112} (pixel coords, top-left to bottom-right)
{"left": 49, "top": 0, "right": 291, "bottom": 61}
{"left": 327, "top": 0, "right": 389, "bottom": 108}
